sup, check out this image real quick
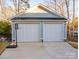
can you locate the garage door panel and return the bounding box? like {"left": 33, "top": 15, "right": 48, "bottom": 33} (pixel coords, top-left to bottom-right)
{"left": 43, "top": 24, "right": 64, "bottom": 41}
{"left": 17, "top": 23, "right": 64, "bottom": 42}
{"left": 17, "top": 24, "right": 40, "bottom": 42}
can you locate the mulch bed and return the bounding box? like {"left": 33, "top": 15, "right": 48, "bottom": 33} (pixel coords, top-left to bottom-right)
{"left": 67, "top": 41, "right": 78, "bottom": 49}
{"left": 0, "top": 45, "right": 7, "bottom": 55}
{"left": 0, "top": 42, "right": 9, "bottom": 55}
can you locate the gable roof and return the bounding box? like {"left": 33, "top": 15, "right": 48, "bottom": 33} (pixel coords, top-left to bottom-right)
{"left": 12, "top": 4, "right": 67, "bottom": 20}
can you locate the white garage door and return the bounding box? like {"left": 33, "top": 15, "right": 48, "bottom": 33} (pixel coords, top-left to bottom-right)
{"left": 43, "top": 24, "right": 64, "bottom": 41}
{"left": 17, "top": 24, "right": 40, "bottom": 42}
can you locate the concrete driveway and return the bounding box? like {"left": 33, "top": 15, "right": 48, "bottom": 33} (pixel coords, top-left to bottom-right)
{"left": 0, "top": 42, "right": 78, "bottom": 59}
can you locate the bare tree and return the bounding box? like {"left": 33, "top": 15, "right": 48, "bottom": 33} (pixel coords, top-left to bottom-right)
{"left": 12, "top": 0, "right": 30, "bottom": 14}
{"left": 44, "top": 0, "right": 67, "bottom": 16}
{"left": 73, "top": 0, "right": 75, "bottom": 19}
{"left": 0, "top": 0, "right": 7, "bottom": 19}
{"left": 65, "top": 0, "right": 69, "bottom": 19}
{"left": 43, "top": 0, "right": 72, "bottom": 19}
{"left": 12, "top": 0, "right": 19, "bottom": 14}
{"left": 72, "top": 0, "right": 75, "bottom": 37}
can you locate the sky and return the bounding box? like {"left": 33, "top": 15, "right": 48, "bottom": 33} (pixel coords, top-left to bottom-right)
{"left": 29, "top": 0, "right": 44, "bottom": 7}
{"left": 4, "top": 0, "right": 14, "bottom": 7}
{"left": 5, "top": 0, "right": 44, "bottom": 7}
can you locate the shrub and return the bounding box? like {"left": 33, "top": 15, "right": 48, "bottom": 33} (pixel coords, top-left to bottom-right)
{"left": 0, "top": 19, "right": 11, "bottom": 38}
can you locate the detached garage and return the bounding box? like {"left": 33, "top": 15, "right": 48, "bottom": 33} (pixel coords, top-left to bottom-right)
{"left": 11, "top": 4, "right": 67, "bottom": 43}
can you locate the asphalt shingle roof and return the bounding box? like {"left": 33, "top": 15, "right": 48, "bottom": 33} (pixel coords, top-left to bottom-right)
{"left": 12, "top": 13, "right": 66, "bottom": 20}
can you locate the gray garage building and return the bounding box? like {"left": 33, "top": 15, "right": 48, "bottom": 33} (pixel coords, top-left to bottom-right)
{"left": 11, "top": 4, "right": 67, "bottom": 42}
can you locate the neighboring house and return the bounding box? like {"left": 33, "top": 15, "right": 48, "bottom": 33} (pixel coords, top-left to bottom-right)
{"left": 11, "top": 4, "right": 67, "bottom": 42}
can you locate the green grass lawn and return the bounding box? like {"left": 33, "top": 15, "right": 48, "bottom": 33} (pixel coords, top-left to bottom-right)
{"left": 0, "top": 41, "right": 9, "bottom": 45}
